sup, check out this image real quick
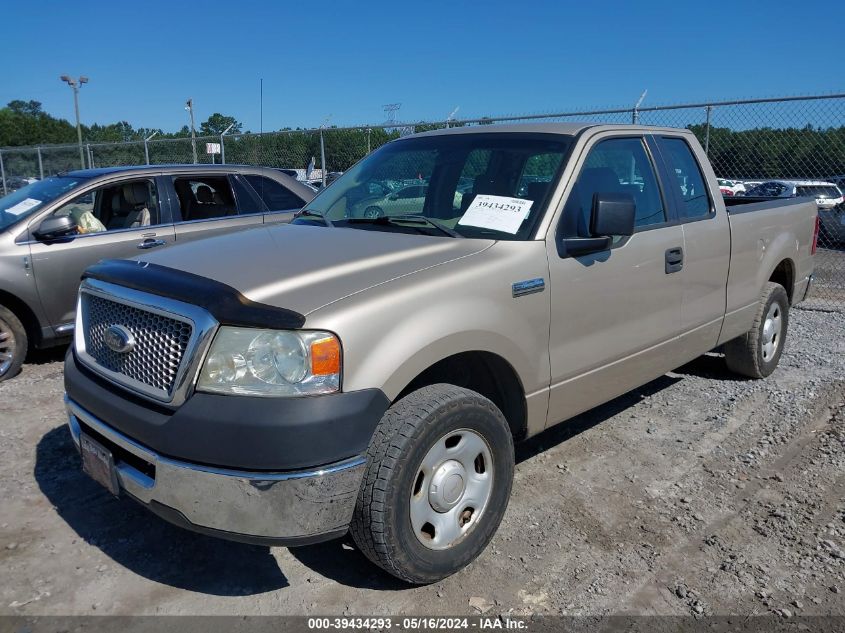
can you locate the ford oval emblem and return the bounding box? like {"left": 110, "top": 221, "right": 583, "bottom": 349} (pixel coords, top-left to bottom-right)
{"left": 104, "top": 325, "right": 135, "bottom": 354}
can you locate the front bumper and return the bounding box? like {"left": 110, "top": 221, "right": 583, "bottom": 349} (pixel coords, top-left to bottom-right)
{"left": 65, "top": 397, "right": 366, "bottom": 545}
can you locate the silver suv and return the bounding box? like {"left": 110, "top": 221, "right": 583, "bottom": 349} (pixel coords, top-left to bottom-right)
{"left": 0, "top": 164, "right": 313, "bottom": 380}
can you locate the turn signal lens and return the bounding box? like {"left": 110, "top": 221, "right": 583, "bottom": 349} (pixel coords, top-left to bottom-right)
{"left": 311, "top": 336, "right": 341, "bottom": 376}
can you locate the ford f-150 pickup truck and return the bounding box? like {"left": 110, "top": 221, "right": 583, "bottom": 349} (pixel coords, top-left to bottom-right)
{"left": 63, "top": 123, "right": 818, "bottom": 584}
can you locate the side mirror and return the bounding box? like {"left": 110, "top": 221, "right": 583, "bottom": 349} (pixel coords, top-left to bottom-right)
{"left": 560, "top": 192, "right": 636, "bottom": 257}
{"left": 590, "top": 192, "right": 636, "bottom": 237}
{"left": 34, "top": 215, "right": 78, "bottom": 241}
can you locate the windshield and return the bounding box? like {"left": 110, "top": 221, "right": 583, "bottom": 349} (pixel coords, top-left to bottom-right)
{"left": 0, "top": 176, "right": 90, "bottom": 231}
{"left": 300, "top": 133, "right": 572, "bottom": 240}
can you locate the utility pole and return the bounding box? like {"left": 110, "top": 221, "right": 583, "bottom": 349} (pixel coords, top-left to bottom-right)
{"left": 185, "top": 98, "right": 198, "bottom": 164}
{"left": 60, "top": 75, "right": 89, "bottom": 169}
{"left": 320, "top": 116, "right": 331, "bottom": 188}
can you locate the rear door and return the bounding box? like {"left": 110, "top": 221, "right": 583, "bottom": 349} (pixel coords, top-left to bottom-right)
{"left": 28, "top": 176, "right": 175, "bottom": 329}
{"left": 653, "top": 135, "right": 730, "bottom": 348}
{"left": 545, "top": 133, "right": 686, "bottom": 427}
{"left": 239, "top": 173, "right": 308, "bottom": 225}
{"left": 171, "top": 174, "right": 264, "bottom": 244}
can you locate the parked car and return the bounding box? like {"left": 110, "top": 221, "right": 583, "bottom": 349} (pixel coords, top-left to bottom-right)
{"left": 717, "top": 178, "right": 746, "bottom": 196}
{"left": 743, "top": 180, "right": 843, "bottom": 243}
{"left": 349, "top": 183, "right": 429, "bottom": 218}
{"left": 0, "top": 164, "right": 313, "bottom": 380}
{"left": 64, "top": 123, "right": 816, "bottom": 583}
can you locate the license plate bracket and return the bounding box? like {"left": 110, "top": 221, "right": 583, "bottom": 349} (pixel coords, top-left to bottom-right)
{"left": 80, "top": 433, "right": 120, "bottom": 497}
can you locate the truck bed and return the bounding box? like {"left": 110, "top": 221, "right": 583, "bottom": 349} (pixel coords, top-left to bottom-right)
{"left": 718, "top": 196, "right": 817, "bottom": 344}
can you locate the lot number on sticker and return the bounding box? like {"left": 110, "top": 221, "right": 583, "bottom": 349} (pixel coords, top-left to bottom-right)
{"left": 458, "top": 194, "right": 533, "bottom": 234}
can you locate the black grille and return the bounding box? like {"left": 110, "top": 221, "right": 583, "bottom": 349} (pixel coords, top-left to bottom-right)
{"left": 82, "top": 293, "right": 193, "bottom": 395}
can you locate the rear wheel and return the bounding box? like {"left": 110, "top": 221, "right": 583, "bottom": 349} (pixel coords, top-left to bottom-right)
{"left": 725, "top": 282, "right": 789, "bottom": 378}
{"left": 351, "top": 384, "right": 514, "bottom": 584}
{"left": 0, "top": 305, "right": 27, "bottom": 382}
{"left": 364, "top": 206, "right": 383, "bottom": 219}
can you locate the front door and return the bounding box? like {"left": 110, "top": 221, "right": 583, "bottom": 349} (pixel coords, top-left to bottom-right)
{"left": 545, "top": 135, "right": 686, "bottom": 427}
{"left": 28, "top": 177, "right": 174, "bottom": 329}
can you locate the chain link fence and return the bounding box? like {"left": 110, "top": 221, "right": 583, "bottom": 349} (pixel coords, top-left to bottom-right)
{"left": 1, "top": 94, "right": 843, "bottom": 308}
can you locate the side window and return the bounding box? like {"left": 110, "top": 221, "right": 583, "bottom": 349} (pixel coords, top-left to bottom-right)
{"left": 660, "top": 138, "right": 711, "bottom": 219}
{"left": 563, "top": 137, "right": 665, "bottom": 237}
{"left": 51, "top": 179, "right": 159, "bottom": 233}
{"left": 173, "top": 176, "right": 237, "bottom": 221}
{"left": 398, "top": 185, "right": 426, "bottom": 199}
{"left": 243, "top": 175, "right": 305, "bottom": 212}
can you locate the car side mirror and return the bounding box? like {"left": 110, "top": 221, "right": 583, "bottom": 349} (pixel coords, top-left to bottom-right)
{"left": 590, "top": 192, "right": 636, "bottom": 237}
{"left": 34, "top": 215, "right": 78, "bottom": 241}
{"left": 559, "top": 192, "right": 636, "bottom": 257}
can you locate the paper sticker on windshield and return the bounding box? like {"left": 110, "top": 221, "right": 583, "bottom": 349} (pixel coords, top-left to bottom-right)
{"left": 458, "top": 195, "right": 533, "bottom": 234}
{"left": 5, "top": 198, "right": 41, "bottom": 216}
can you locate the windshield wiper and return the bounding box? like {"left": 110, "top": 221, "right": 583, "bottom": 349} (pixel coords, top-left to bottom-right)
{"left": 347, "top": 214, "right": 462, "bottom": 238}
{"left": 294, "top": 209, "right": 334, "bottom": 227}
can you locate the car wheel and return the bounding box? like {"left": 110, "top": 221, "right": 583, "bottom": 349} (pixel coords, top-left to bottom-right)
{"left": 351, "top": 384, "right": 514, "bottom": 584}
{"left": 364, "top": 206, "right": 383, "bottom": 219}
{"left": 0, "top": 304, "right": 27, "bottom": 382}
{"left": 725, "top": 282, "right": 789, "bottom": 379}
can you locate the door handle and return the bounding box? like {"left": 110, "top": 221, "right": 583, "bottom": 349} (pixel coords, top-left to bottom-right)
{"left": 665, "top": 247, "right": 684, "bottom": 274}
{"left": 137, "top": 238, "right": 166, "bottom": 250}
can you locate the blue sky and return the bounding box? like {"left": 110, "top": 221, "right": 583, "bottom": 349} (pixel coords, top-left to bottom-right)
{"left": 2, "top": 0, "right": 843, "bottom": 132}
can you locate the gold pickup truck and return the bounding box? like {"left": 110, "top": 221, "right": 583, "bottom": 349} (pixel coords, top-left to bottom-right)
{"left": 63, "top": 123, "right": 818, "bottom": 583}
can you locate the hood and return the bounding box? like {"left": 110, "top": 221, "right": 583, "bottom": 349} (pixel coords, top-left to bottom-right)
{"left": 138, "top": 223, "right": 492, "bottom": 315}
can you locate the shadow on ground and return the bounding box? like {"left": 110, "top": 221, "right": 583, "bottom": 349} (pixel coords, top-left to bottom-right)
{"left": 33, "top": 369, "right": 701, "bottom": 593}
{"left": 34, "top": 425, "right": 289, "bottom": 596}
{"left": 516, "top": 373, "right": 683, "bottom": 463}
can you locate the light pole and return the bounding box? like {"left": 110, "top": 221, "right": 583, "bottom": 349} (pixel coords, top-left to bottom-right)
{"left": 185, "top": 98, "right": 198, "bottom": 164}
{"left": 60, "top": 75, "right": 88, "bottom": 169}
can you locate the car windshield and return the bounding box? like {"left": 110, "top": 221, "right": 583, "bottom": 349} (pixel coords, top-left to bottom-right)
{"left": 299, "top": 133, "right": 572, "bottom": 240}
{"left": 0, "top": 176, "right": 90, "bottom": 231}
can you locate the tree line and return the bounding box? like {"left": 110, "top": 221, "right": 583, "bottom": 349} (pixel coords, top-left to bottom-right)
{"left": 0, "top": 100, "right": 243, "bottom": 147}
{"left": 2, "top": 99, "right": 844, "bottom": 182}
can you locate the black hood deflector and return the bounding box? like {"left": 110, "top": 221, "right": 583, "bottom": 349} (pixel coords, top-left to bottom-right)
{"left": 83, "top": 259, "right": 306, "bottom": 329}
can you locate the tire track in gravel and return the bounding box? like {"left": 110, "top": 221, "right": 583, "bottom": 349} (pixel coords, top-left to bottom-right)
{"left": 617, "top": 384, "right": 845, "bottom": 614}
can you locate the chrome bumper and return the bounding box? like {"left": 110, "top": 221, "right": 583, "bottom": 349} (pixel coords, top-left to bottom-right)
{"left": 65, "top": 397, "right": 366, "bottom": 544}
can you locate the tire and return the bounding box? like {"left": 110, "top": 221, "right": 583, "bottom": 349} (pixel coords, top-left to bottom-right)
{"left": 725, "top": 282, "right": 789, "bottom": 379}
{"left": 351, "top": 384, "right": 514, "bottom": 584}
{"left": 364, "top": 206, "right": 383, "bottom": 219}
{"left": 0, "top": 304, "right": 27, "bottom": 382}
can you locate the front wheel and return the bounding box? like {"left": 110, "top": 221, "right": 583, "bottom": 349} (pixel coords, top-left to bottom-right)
{"left": 0, "top": 304, "right": 27, "bottom": 382}
{"left": 351, "top": 384, "right": 514, "bottom": 584}
{"left": 725, "top": 282, "right": 789, "bottom": 378}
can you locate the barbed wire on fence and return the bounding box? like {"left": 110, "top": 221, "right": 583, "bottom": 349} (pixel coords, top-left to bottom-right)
{"left": 1, "top": 93, "right": 843, "bottom": 307}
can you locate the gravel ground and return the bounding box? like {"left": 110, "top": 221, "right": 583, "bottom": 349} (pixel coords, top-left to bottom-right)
{"left": 0, "top": 307, "right": 843, "bottom": 619}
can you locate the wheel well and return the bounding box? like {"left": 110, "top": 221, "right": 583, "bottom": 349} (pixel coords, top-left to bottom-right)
{"left": 769, "top": 259, "right": 795, "bottom": 304}
{"left": 0, "top": 289, "right": 41, "bottom": 350}
{"left": 397, "top": 351, "right": 527, "bottom": 441}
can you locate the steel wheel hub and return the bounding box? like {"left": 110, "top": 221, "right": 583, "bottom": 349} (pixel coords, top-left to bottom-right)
{"left": 761, "top": 302, "right": 782, "bottom": 361}
{"left": 410, "top": 428, "right": 494, "bottom": 551}
{"left": 428, "top": 460, "right": 467, "bottom": 512}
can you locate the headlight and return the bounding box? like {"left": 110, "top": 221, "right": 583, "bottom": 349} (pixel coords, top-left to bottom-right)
{"left": 197, "top": 327, "right": 341, "bottom": 397}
